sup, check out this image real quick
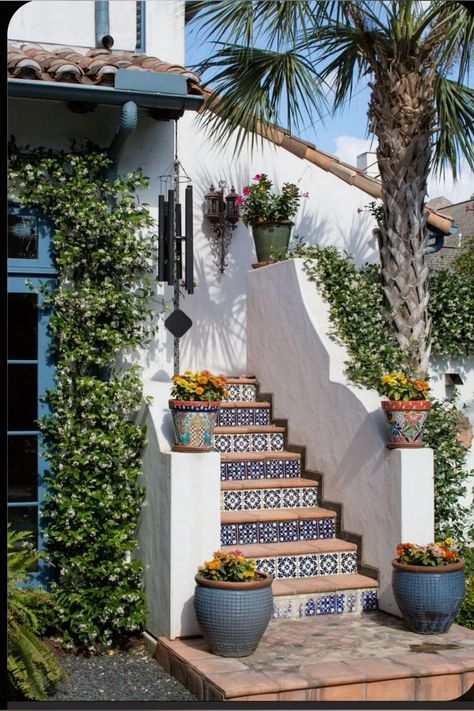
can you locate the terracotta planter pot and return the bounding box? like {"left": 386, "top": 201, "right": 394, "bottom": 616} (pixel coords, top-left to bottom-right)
{"left": 194, "top": 571, "right": 273, "bottom": 656}
{"left": 250, "top": 221, "right": 293, "bottom": 263}
{"left": 381, "top": 400, "right": 431, "bottom": 448}
{"left": 168, "top": 399, "right": 221, "bottom": 452}
{"left": 392, "top": 559, "right": 465, "bottom": 634}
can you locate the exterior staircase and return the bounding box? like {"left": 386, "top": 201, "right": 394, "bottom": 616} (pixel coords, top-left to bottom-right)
{"left": 214, "top": 376, "right": 379, "bottom": 618}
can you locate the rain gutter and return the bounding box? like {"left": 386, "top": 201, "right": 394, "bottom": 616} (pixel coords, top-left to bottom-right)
{"left": 8, "top": 77, "right": 204, "bottom": 114}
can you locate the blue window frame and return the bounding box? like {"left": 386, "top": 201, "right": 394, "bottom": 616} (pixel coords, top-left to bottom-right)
{"left": 8, "top": 203, "right": 56, "bottom": 586}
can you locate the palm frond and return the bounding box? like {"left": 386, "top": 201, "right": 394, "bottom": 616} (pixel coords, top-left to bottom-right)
{"left": 432, "top": 77, "right": 474, "bottom": 179}
{"left": 198, "top": 44, "right": 326, "bottom": 152}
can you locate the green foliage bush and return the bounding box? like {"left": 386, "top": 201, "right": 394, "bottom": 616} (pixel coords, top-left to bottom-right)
{"left": 8, "top": 141, "right": 157, "bottom": 651}
{"left": 8, "top": 527, "right": 66, "bottom": 700}
{"left": 451, "top": 233, "right": 474, "bottom": 279}
{"left": 429, "top": 268, "right": 474, "bottom": 355}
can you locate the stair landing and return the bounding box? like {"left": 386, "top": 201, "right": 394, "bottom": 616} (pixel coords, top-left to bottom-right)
{"left": 154, "top": 612, "right": 474, "bottom": 701}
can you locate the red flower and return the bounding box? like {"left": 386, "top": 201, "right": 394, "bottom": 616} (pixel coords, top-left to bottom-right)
{"left": 242, "top": 186, "right": 249, "bottom": 195}
{"left": 253, "top": 174, "right": 261, "bottom": 181}
{"left": 235, "top": 196, "right": 243, "bottom": 205}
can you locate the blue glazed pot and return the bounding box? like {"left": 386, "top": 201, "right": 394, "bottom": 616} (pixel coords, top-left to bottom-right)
{"left": 392, "top": 559, "right": 465, "bottom": 634}
{"left": 194, "top": 572, "right": 273, "bottom": 656}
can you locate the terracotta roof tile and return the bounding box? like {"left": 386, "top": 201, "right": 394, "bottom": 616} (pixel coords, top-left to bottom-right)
{"left": 7, "top": 41, "right": 203, "bottom": 92}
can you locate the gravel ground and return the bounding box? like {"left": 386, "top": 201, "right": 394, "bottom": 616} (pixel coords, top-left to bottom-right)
{"left": 46, "top": 639, "right": 197, "bottom": 702}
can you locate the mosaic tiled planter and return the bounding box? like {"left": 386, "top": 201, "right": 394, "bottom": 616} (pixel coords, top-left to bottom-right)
{"left": 194, "top": 572, "right": 273, "bottom": 656}
{"left": 382, "top": 400, "right": 431, "bottom": 448}
{"left": 392, "top": 559, "right": 465, "bottom": 634}
{"left": 169, "top": 400, "right": 220, "bottom": 452}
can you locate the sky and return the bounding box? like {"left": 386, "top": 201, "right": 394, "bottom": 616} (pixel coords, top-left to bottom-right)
{"left": 185, "top": 12, "right": 474, "bottom": 206}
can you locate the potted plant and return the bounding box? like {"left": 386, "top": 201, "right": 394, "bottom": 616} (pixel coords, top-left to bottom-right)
{"left": 238, "top": 173, "right": 307, "bottom": 264}
{"left": 379, "top": 371, "right": 431, "bottom": 448}
{"left": 169, "top": 370, "right": 228, "bottom": 452}
{"left": 392, "top": 539, "right": 465, "bottom": 634}
{"left": 194, "top": 550, "right": 273, "bottom": 657}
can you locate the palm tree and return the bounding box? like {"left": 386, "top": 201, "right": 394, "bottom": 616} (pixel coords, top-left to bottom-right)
{"left": 186, "top": 0, "right": 474, "bottom": 373}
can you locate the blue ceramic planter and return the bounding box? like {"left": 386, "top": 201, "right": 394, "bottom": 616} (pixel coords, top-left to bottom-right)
{"left": 194, "top": 572, "right": 273, "bottom": 656}
{"left": 392, "top": 559, "right": 465, "bottom": 634}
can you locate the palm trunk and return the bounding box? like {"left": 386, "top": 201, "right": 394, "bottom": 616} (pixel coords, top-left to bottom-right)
{"left": 369, "top": 70, "right": 435, "bottom": 375}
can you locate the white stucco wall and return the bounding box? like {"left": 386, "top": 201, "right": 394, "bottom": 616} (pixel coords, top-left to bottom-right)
{"left": 8, "top": 1, "right": 184, "bottom": 61}
{"left": 247, "top": 259, "right": 435, "bottom": 614}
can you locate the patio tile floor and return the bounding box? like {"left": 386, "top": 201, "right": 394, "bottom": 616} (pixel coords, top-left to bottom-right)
{"left": 154, "top": 610, "right": 474, "bottom": 701}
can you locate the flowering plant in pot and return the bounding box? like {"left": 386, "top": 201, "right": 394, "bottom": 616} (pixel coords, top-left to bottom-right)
{"left": 194, "top": 550, "right": 273, "bottom": 657}
{"left": 169, "top": 370, "right": 228, "bottom": 452}
{"left": 392, "top": 539, "right": 465, "bottom": 634}
{"left": 238, "top": 173, "right": 307, "bottom": 263}
{"left": 379, "top": 371, "right": 431, "bottom": 448}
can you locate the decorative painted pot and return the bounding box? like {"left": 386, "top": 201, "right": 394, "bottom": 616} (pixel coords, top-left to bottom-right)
{"left": 382, "top": 400, "right": 431, "bottom": 448}
{"left": 392, "top": 559, "right": 465, "bottom": 634}
{"left": 250, "top": 221, "right": 293, "bottom": 263}
{"left": 194, "top": 572, "right": 273, "bottom": 657}
{"left": 169, "top": 400, "right": 221, "bottom": 452}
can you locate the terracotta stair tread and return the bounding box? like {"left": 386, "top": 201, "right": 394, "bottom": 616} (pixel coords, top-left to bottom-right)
{"left": 214, "top": 425, "right": 285, "bottom": 434}
{"left": 271, "top": 573, "right": 378, "bottom": 596}
{"left": 221, "top": 506, "right": 336, "bottom": 524}
{"left": 221, "top": 539, "right": 357, "bottom": 557}
{"left": 225, "top": 377, "right": 258, "bottom": 384}
{"left": 221, "top": 477, "right": 317, "bottom": 491}
{"left": 220, "top": 451, "right": 300, "bottom": 462}
{"left": 219, "top": 401, "right": 270, "bottom": 409}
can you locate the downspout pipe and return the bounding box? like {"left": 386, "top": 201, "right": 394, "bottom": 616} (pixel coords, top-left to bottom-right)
{"left": 95, "top": 1, "right": 114, "bottom": 50}
{"left": 106, "top": 100, "right": 138, "bottom": 180}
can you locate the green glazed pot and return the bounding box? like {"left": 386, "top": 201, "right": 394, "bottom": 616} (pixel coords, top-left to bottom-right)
{"left": 250, "top": 221, "right": 293, "bottom": 263}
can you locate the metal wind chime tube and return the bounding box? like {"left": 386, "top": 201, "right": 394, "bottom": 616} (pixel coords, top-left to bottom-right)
{"left": 167, "top": 189, "right": 175, "bottom": 286}
{"left": 185, "top": 185, "right": 194, "bottom": 294}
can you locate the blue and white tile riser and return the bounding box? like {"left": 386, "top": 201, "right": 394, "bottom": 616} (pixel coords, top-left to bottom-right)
{"left": 221, "top": 517, "right": 335, "bottom": 546}
{"left": 221, "top": 486, "right": 318, "bottom": 511}
{"left": 272, "top": 588, "right": 378, "bottom": 618}
{"left": 220, "top": 457, "right": 301, "bottom": 481}
{"left": 214, "top": 432, "right": 284, "bottom": 453}
{"left": 254, "top": 551, "right": 358, "bottom": 578}
{"left": 224, "top": 383, "right": 258, "bottom": 402}
{"left": 217, "top": 407, "right": 271, "bottom": 427}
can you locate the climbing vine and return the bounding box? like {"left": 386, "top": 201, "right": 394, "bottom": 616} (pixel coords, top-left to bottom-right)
{"left": 8, "top": 140, "right": 157, "bottom": 651}
{"left": 280, "top": 239, "right": 473, "bottom": 543}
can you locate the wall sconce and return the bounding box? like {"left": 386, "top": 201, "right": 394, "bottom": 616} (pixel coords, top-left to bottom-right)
{"left": 204, "top": 180, "right": 240, "bottom": 274}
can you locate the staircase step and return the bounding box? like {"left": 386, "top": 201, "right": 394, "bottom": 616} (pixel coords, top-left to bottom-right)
{"left": 225, "top": 377, "right": 258, "bottom": 384}
{"left": 214, "top": 426, "right": 285, "bottom": 453}
{"left": 221, "top": 507, "right": 336, "bottom": 546}
{"left": 224, "top": 380, "right": 258, "bottom": 402}
{"left": 221, "top": 451, "right": 301, "bottom": 481}
{"left": 221, "top": 480, "right": 318, "bottom": 512}
{"left": 217, "top": 402, "right": 271, "bottom": 427}
{"left": 221, "top": 539, "right": 358, "bottom": 579}
{"left": 272, "top": 574, "right": 378, "bottom": 617}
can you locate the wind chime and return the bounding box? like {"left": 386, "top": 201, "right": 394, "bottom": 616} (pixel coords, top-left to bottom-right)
{"left": 157, "top": 146, "right": 194, "bottom": 374}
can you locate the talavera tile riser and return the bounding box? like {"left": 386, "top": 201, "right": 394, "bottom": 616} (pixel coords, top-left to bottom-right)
{"left": 217, "top": 408, "right": 271, "bottom": 427}
{"left": 214, "top": 432, "right": 284, "bottom": 453}
{"left": 254, "top": 551, "right": 358, "bottom": 578}
{"left": 221, "top": 486, "right": 318, "bottom": 511}
{"left": 272, "top": 589, "right": 378, "bottom": 618}
{"left": 224, "top": 384, "right": 257, "bottom": 401}
{"left": 221, "top": 458, "right": 301, "bottom": 481}
{"left": 220, "top": 517, "right": 335, "bottom": 545}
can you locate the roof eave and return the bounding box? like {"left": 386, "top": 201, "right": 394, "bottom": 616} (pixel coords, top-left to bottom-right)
{"left": 8, "top": 77, "right": 204, "bottom": 116}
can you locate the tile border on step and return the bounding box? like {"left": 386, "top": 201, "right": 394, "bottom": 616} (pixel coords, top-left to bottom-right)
{"left": 214, "top": 431, "right": 285, "bottom": 453}
{"left": 221, "top": 456, "right": 301, "bottom": 481}
{"left": 221, "top": 485, "right": 318, "bottom": 511}
{"left": 254, "top": 550, "right": 358, "bottom": 578}
{"left": 221, "top": 516, "right": 335, "bottom": 545}
{"left": 272, "top": 588, "right": 379, "bottom": 618}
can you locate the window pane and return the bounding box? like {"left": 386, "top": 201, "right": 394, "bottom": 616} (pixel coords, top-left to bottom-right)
{"left": 8, "top": 506, "right": 38, "bottom": 571}
{"left": 8, "top": 213, "right": 39, "bottom": 259}
{"left": 8, "top": 293, "right": 38, "bottom": 360}
{"left": 8, "top": 364, "right": 37, "bottom": 431}
{"left": 8, "top": 435, "right": 38, "bottom": 502}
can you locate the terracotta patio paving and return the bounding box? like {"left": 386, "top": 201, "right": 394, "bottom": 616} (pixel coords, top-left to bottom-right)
{"left": 153, "top": 610, "right": 474, "bottom": 702}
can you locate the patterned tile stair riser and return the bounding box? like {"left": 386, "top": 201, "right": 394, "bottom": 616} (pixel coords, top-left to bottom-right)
{"left": 221, "top": 517, "right": 336, "bottom": 546}
{"left": 219, "top": 377, "right": 379, "bottom": 619}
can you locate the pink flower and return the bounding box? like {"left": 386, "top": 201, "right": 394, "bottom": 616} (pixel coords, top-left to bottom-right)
{"left": 235, "top": 196, "right": 243, "bottom": 205}
{"left": 242, "top": 186, "right": 249, "bottom": 195}
{"left": 253, "top": 174, "right": 261, "bottom": 181}
{"left": 302, "top": 192, "right": 309, "bottom": 198}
